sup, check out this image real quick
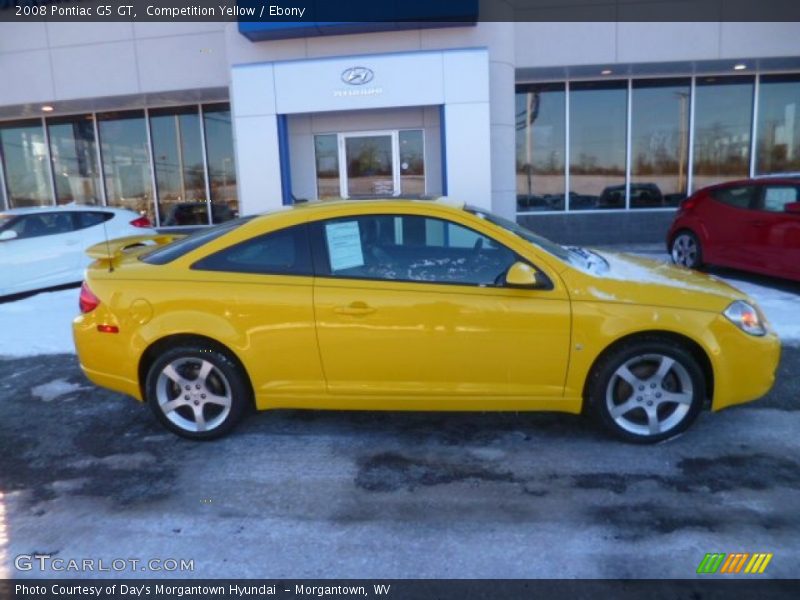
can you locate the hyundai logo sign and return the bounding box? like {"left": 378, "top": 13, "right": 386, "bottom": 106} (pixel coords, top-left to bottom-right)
{"left": 341, "top": 67, "right": 374, "bottom": 86}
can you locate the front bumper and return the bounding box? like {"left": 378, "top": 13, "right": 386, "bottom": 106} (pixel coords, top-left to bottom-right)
{"left": 708, "top": 316, "right": 781, "bottom": 411}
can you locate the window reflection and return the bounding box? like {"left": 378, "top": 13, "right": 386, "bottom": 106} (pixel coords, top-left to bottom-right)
{"left": 630, "top": 79, "right": 690, "bottom": 208}
{"left": 516, "top": 83, "right": 566, "bottom": 211}
{"left": 203, "top": 104, "right": 238, "bottom": 223}
{"left": 47, "top": 115, "right": 102, "bottom": 205}
{"left": 693, "top": 76, "right": 754, "bottom": 191}
{"left": 345, "top": 135, "right": 394, "bottom": 197}
{"left": 756, "top": 74, "right": 800, "bottom": 175}
{"left": 97, "top": 111, "right": 154, "bottom": 220}
{"left": 399, "top": 130, "right": 425, "bottom": 196}
{"left": 569, "top": 81, "right": 627, "bottom": 210}
{"left": 150, "top": 107, "right": 207, "bottom": 226}
{"left": 0, "top": 120, "right": 51, "bottom": 207}
{"left": 314, "top": 134, "right": 340, "bottom": 199}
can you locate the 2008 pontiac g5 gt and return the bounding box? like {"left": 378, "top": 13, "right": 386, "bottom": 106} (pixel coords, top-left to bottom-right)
{"left": 73, "top": 199, "right": 780, "bottom": 443}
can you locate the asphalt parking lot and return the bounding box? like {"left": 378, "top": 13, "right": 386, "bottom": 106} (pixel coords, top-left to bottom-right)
{"left": 0, "top": 341, "right": 798, "bottom": 579}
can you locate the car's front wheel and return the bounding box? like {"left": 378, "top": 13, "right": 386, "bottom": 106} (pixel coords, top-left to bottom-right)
{"left": 670, "top": 230, "right": 703, "bottom": 269}
{"left": 587, "top": 339, "right": 705, "bottom": 443}
{"left": 145, "top": 344, "right": 250, "bottom": 440}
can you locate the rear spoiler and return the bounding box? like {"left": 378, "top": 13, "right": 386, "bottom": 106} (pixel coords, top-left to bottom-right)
{"left": 86, "top": 234, "right": 185, "bottom": 262}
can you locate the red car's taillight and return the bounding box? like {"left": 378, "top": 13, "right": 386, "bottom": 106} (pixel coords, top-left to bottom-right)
{"left": 130, "top": 215, "right": 152, "bottom": 228}
{"left": 79, "top": 282, "right": 100, "bottom": 314}
{"left": 680, "top": 196, "right": 699, "bottom": 212}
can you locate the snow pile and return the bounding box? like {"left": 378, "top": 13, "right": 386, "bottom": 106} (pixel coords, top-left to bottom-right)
{"left": 0, "top": 288, "right": 79, "bottom": 358}
{"left": 31, "top": 378, "right": 90, "bottom": 401}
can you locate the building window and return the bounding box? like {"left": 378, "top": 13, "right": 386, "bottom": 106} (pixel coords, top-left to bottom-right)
{"left": 399, "top": 130, "right": 425, "bottom": 196}
{"left": 203, "top": 104, "right": 238, "bottom": 223}
{"left": 150, "top": 107, "right": 207, "bottom": 226}
{"left": 0, "top": 120, "right": 51, "bottom": 208}
{"left": 516, "top": 83, "right": 566, "bottom": 212}
{"left": 314, "top": 134, "right": 340, "bottom": 199}
{"left": 313, "top": 129, "right": 427, "bottom": 200}
{"left": 569, "top": 80, "right": 628, "bottom": 210}
{"left": 97, "top": 110, "right": 154, "bottom": 221}
{"left": 692, "top": 76, "right": 755, "bottom": 192}
{"left": 756, "top": 74, "right": 800, "bottom": 175}
{"left": 630, "top": 78, "right": 691, "bottom": 208}
{"left": 47, "top": 114, "right": 102, "bottom": 206}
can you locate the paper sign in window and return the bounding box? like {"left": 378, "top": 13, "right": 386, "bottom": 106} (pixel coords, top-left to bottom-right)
{"left": 325, "top": 221, "right": 364, "bottom": 271}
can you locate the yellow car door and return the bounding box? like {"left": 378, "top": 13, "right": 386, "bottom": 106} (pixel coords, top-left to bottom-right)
{"left": 310, "top": 212, "right": 571, "bottom": 410}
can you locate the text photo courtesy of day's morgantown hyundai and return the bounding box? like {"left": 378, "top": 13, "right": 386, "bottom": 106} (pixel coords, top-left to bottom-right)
{"left": 1, "top": 1, "right": 800, "bottom": 598}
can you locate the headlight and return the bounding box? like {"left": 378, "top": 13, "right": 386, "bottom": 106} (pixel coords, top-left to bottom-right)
{"left": 723, "top": 300, "right": 767, "bottom": 336}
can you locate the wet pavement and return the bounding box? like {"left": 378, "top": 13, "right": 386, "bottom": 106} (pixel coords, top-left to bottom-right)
{"left": 0, "top": 346, "right": 798, "bottom": 579}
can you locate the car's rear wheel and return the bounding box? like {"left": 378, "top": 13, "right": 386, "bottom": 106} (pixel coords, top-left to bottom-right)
{"left": 587, "top": 340, "right": 705, "bottom": 443}
{"left": 145, "top": 345, "right": 249, "bottom": 440}
{"left": 670, "top": 230, "right": 703, "bottom": 269}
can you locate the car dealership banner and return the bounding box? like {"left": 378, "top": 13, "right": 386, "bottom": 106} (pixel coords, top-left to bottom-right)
{"left": 1, "top": 0, "right": 799, "bottom": 23}
{"left": 4, "top": 579, "right": 800, "bottom": 599}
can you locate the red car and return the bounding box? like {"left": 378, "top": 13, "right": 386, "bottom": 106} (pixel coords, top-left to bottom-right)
{"left": 667, "top": 178, "right": 800, "bottom": 282}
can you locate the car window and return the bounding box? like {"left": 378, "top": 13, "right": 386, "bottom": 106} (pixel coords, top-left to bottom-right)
{"left": 192, "top": 224, "right": 312, "bottom": 276}
{"left": 317, "top": 214, "right": 518, "bottom": 287}
{"left": 5, "top": 212, "right": 75, "bottom": 240}
{"left": 711, "top": 186, "right": 758, "bottom": 209}
{"left": 76, "top": 211, "right": 113, "bottom": 230}
{"left": 0, "top": 215, "right": 15, "bottom": 231}
{"left": 761, "top": 186, "right": 799, "bottom": 212}
{"left": 141, "top": 216, "right": 255, "bottom": 265}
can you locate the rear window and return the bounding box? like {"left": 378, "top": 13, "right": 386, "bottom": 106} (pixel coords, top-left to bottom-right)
{"left": 140, "top": 216, "right": 255, "bottom": 265}
{"left": 77, "top": 211, "right": 113, "bottom": 230}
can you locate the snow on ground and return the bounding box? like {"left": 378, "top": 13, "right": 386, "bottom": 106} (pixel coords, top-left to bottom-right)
{"left": 31, "top": 378, "right": 90, "bottom": 402}
{"left": 0, "top": 254, "right": 797, "bottom": 360}
{"left": 0, "top": 287, "right": 80, "bottom": 358}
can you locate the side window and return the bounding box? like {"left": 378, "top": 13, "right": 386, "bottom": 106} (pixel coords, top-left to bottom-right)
{"left": 76, "top": 211, "right": 113, "bottom": 230}
{"left": 11, "top": 213, "right": 75, "bottom": 240}
{"left": 319, "top": 214, "right": 517, "bottom": 287}
{"left": 711, "top": 186, "right": 758, "bottom": 210}
{"left": 192, "top": 223, "right": 312, "bottom": 276}
{"left": 761, "top": 186, "right": 799, "bottom": 213}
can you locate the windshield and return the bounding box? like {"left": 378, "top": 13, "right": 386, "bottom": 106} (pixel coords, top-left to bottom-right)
{"left": 140, "top": 216, "right": 255, "bottom": 265}
{"left": 465, "top": 205, "right": 608, "bottom": 273}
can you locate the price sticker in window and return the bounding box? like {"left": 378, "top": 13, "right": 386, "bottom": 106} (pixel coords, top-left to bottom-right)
{"left": 325, "top": 221, "right": 364, "bottom": 271}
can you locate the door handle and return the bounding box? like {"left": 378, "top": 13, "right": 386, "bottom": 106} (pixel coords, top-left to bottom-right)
{"left": 334, "top": 302, "right": 376, "bottom": 316}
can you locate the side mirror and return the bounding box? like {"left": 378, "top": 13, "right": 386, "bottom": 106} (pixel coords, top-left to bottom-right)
{"left": 505, "top": 261, "right": 547, "bottom": 289}
{"left": 785, "top": 201, "right": 800, "bottom": 215}
{"left": 0, "top": 230, "right": 18, "bottom": 242}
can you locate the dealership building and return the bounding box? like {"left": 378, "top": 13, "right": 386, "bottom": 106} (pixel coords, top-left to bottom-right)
{"left": 0, "top": 14, "right": 799, "bottom": 243}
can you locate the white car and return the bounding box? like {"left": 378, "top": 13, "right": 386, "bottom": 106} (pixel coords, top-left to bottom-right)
{"left": 0, "top": 205, "right": 155, "bottom": 297}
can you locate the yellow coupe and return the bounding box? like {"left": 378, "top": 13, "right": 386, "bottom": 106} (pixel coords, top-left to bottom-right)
{"left": 73, "top": 199, "right": 780, "bottom": 443}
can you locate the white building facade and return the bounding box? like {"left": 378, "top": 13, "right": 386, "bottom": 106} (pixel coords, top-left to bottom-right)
{"left": 1, "top": 17, "right": 799, "bottom": 243}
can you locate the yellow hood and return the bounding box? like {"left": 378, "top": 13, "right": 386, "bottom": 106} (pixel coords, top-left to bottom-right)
{"left": 561, "top": 251, "right": 750, "bottom": 313}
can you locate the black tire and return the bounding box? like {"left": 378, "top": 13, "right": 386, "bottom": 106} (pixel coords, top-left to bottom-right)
{"left": 587, "top": 338, "right": 706, "bottom": 444}
{"left": 145, "top": 344, "right": 250, "bottom": 440}
{"left": 670, "top": 230, "right": 703, "bottom": 269}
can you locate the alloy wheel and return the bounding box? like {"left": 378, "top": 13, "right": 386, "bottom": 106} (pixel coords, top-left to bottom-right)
{"left": 671, "top": 233, "right": 699, "bottom": 268}
{"left": 605, "top": 353, "right": 694, "bottom": 437}
{"left": 155, "top": 357, "right": 233, "bottom": 433}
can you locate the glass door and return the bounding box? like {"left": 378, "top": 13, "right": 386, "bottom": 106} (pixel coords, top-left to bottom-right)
{"left": 339, "top": 132, "right": 399, "bottom": 198}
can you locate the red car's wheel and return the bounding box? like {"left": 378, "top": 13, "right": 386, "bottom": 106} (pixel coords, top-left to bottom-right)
{"left": 670, "top": 230, "right": 703, "bottom": 269}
